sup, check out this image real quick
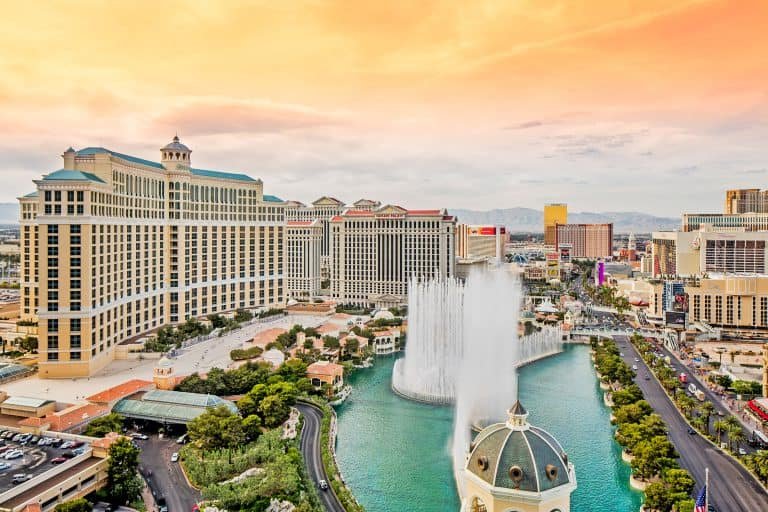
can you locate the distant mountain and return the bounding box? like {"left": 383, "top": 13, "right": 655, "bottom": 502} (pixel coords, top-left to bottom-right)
{"left": 448, "top": 207, "right": 679, "bottom": 233}
{"left": 0, "top": 203, "right": 18, "bottom": 224}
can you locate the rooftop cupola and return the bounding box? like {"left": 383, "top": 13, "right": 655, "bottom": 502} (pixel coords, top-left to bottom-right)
{"left": 62, "top": 147, "right": 76, "bottom": 170}
{"left": 161, "top": 135, "right": 191, "bottom": 169}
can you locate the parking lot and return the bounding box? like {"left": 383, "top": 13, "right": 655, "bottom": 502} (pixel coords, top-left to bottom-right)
{"left": 0, "top": 430, "right": 90, "bottom": 493}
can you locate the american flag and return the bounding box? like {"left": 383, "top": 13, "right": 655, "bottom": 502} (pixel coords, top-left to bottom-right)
{"left": 694, "top": 484, "right": 707, "bottom": 512}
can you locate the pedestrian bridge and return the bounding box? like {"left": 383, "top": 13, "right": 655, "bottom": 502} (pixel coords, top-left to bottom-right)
{"left": 569, "top": 326, "right": 679, "bottom": 351}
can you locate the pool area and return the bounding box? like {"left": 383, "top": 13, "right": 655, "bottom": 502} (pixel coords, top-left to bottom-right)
{"left": 335, "top": 344, "right": 643, "bottom": 511}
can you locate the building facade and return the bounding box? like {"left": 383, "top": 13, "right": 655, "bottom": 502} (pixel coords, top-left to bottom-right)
{"left": 682, "top": 212, "right": 768, "bottom": 232}
{"left": 543, "top": 203, "right": 567, "bottom": 246}
{"left": 554, "top": 223, "right": 612, "bottom": 259}
{"left": 286, "top": 220, "right": 322, "bottom": 299}
{"left": 19, "top": 138, "right": 285, "bottom": 378}
{"left": 651, "top": 229, "right": 768, "bottom": 277}
{"left": 687, "top": 275, "right": 768, "bottom": 332}
{"left": 285, "top": 197, "right": 345, "bottom": 279}
{"left": 456, "top": 224, "right": 505, "bottom": 261}
{"left": 330, "top": 205, "right": 456, "bottom": 307}
{"left": 725, "top": 188, "right": 768, "bottom": 214}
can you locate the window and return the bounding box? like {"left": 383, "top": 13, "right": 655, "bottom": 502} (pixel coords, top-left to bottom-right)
{"left": 70, "top": 318, "right": 81, "bottom": 331}
{"left": 47, "top": 319, "right": 59, "bottom": 332}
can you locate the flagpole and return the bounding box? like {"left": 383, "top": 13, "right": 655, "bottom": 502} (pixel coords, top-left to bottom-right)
{"left": 705, "top": 467, "right": 709, "bottom": 511}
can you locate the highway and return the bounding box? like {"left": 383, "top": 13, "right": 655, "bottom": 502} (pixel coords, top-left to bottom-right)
{"left": 615, "top": 335, "right": 768, "bottom": 511}
{"left": 296, "top": 403, "right": 346, "bottom": 512}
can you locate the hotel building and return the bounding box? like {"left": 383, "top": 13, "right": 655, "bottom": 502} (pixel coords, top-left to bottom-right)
{"left": 19, "top": 137, "right": 286, "bottom": 378}
{"left": 543, "top": 203, "right": 567, "bottom": 245}
{"left": 682, "top": 212, "right": 768, "bottom": 232}
{"left": 687, "top": 275, "right": 768, "bottom": 333}
{"left": 456, "top": 224, "right": 506, "bottom": 261}
{"left": 286, "top": 220, "right": 322, "bottom": 299}
{"left": 725, "top": 188, "right": 768, "bottom": 214}
{"left": 285, "top": 197, "right": 345, "bottom": 278}
{"left": 651, "top": 229, "right": 768, "bottom": 277}
{"left": 330, "top": 205, "right": 456, "bottom": 307}
{"left": 554, "top": 223, "right": 613, "bottom": 259}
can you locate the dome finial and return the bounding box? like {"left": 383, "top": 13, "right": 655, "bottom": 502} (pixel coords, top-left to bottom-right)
{"left": 507, "top": 400, "right": 528, "bottom": 428}
{"left": 173, "top": 133, "right": 180, "bottom": 143}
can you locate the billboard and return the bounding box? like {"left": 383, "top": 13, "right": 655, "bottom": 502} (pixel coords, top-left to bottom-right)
{"left": 469, "top": 226, "right": 506, "bottom": 236}
{"left": 546, "top": 251, "right": 560, "bottom": 280}
{"left": 672, "top": 292, "right": 689, "bottom": 313}
{"left": 665, "top": 311, "right": 687, "bottom": 328}
{"left": 559, "top": 243, "right": 572, "bottom": 264}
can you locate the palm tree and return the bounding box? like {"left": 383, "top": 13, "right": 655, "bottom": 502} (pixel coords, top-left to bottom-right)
{"left": 747, "top": 451, "right": 768, "bottom": 483}
{"left": 729, "top": 427, "right": 746, "bottom": 454}
{"left": 699, "top": 402, "right": 715, "bottom": 433}
{"left": 713, "top": 420, "right": 728, "bottom": 444}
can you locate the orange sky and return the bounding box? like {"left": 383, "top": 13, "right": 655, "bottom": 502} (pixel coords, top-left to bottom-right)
{"left": 1, "top": 0, "right": 767, "bottom": 214}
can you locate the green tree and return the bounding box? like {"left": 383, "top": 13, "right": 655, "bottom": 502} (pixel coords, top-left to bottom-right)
{"left": 106, "top": 437, "right": 142, "bottom": 505}
{"left": 276, "top": 359, "right": 308, "bottom": 382}
{"left": 713, "top": 419, "right": 728, "bottom": 444}
{"left": 259, "top": 394, "right": 289, "bottom": 428}
{"left": 83, "top": 413, "right": 123, "bottom": 438}
{"left": 242, "top": 414, "right": 262, "bottom": 441}
{"left": 698, "top": 402, "right": 715, "bottom": 433}
{"left": 614, "top": 400, "right": 652, "bottom": 425}
{"left": 54, "top": 498, "right": 91, "bottom": 512}
{"left": 188, "top": 405, "right": 245, "bottom": 450}
{"left": 323, "top": 335, "right": 340, "bottom": 349}
{"left": 746, "top": 450, "right": 768, "bottom": 483}
{"left": 612, "top": 384, "right": 643, "bottom": 407}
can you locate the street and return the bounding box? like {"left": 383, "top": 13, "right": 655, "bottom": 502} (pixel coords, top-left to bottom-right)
{"left": 615, "top": 335, "right": 768, "bottom": 511}
{"left": 139, "top": 434, "right": 200, "bottom": 512}
{"left": 295, "top": 403, "right": 346, "bottom": 512}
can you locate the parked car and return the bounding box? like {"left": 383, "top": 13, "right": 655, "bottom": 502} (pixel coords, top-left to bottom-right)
{"left": 130, "top": 433, "right": 149, "bottom": 441}
{"left": 51, "top": 457, "right": 67, "bottom": 464}
{"left": 738, "top": 448, "right": 748, "bottom": 456}
{"left": 61, "top": 451, "right": 77, "bottom": 459}
{"left": 0, "top": 462, "right": 10, "bottom": 471}
{"left": 71, "top": 441, "right": 85, "bottom": 448}
{"left": 4, "top": 450, "right": 23, "bottom": 460}
{"left": 29, "top": 436, "right": 39, "bottom": 444}
{"left": 11, "top": 434, "right": 22, "bottom": 442}
{"left": 11, "top": 474, "right": 33, "bottom": 484}
{"left": 60, "top": 441, "right": 74, "bottom": 449}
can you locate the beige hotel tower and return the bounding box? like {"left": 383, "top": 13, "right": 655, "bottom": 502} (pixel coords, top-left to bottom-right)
{"left": 19, "top": 137, "right": 286, "bottom": 378}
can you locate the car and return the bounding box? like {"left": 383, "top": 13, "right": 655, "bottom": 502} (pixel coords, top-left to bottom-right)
{"left": 4, "top": 450, "right": 23, "bottom": 460}
{"left": 318, "top": 479, "right": 329, "bottom": 491}
{"left": 619, "top": 352, "right": 625, "bottom": 357}
{"left": 11, "top": 434, "right": 22, "bottom": 442}
{"left": 0, "top": 462, "right": 10, "bottom": 471}
{"left": 0, "top": 446, "right": 11, "bottom": 454}
{"left": 61, "top": 451, "right": 77, "bottom": 459}
{"left": 30, "top": 436, "right": 39, "bottom": 444}
{"left": 738, "top": 448, "right": 748, "bottom": 456}
{"left": 171, "top": 452, "right": 179, "bottom": 462}
{"left": 50, "top": 439, "right": 63, "bottom": 447}
{"left": 73, "top": 447, "right": 88, "bottom": 455}
{"left": 60, "top": 441, "right": 74, "bottom": 449}
{"left": 11, "top": 474, "right": 32, "bottom": 484}
{"left": 51, "top": 456, "right": 67, "bottom": 464}
{"left": 687, "top": 427, "right": 697, "bottom": 435}
{"left": 632, "top": 365, "right": 638, "bottom": 371}
{"left": 130, "top": 433, "right": 149, "bottom": 440}
{"left": 71, "top": 441, "right": 85, "bottom": 448}
{"left": 644, "top": 376, "right": 651, "bottom": 381}
{"left": 176, "top": 434, "right": 188, "bottom": 444}
{"left": 634, "top": 358, "right": 640, "bottom": 362}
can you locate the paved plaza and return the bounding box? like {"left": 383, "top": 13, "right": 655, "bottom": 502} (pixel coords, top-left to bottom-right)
{"left": 0, "top": 314, "right": 328, "bottom": 403}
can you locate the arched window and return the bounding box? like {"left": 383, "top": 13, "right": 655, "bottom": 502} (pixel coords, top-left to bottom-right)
{"left": 470, "top": 497, "right": 487, "bottom": 512}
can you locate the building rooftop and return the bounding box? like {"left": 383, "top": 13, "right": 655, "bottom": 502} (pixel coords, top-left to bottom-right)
{"left": 113, "top": 389, "right": 237, "bottom": 424}
{"left": 263, "top": 194, "right": 284, "bottom": 202}
{"left": 307, "top": 360, "right": 344, "bottom": 377}
{"left": 0, "top": 396, "right": 53, "bottom": 408}
{"left": 85, "top": 379, "right": 153, "bottom": 403}
{"left": 42, "top": 169, "right": 106, "bottom": 184}
{"left": 191, "top": 167, "right": 256, "bottom": 183}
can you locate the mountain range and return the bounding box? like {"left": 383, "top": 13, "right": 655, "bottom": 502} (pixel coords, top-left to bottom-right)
{"left": 0, "top": 202, "right": 679, "bottom": 233}
{"left": 448, "top": 207, "right": 679, "bottom": 233}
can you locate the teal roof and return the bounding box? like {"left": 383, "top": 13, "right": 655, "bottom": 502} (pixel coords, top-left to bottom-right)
{"left": 23, "top": 191, "right": 39, "bottom": 198}
{"left": 112, "top": 389, "right": 238, "bottom": 424}
{"left": 43, "top": 169, "right": 106, "bottom": 184}
{"left": 77, "top": 147, "right": 164, "bottom": 169}
{"left": 263, "top": 194, "right": 284, "bottom": 203}
{"left": 191, "top": 168, "right": 255, "bottom": 182}
{"left": 74, "top": 147, "right": 257, "bottom": 182}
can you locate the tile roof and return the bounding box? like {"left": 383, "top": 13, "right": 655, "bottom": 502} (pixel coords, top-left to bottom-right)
{"left": 77, "top": 147, "right": 164, "bottom": 169}
{"left": 263, "top": 194, "right": 284, "bottom": 202}
{"left": 86, "top": 379, "right": 153, "bottom": 403}
{"left": 42, "top": 169, "right": 106, "bottom": 184}
{"left": 23, "top": 191, "right": 39, "bottom": 198}
{"left": 307, "top": 360, "right": 344, "bottom": 376}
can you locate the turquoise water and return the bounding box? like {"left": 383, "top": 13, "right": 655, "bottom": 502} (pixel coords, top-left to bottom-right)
{"left": 335, "top": 345, "right": 643, "bottom": 511}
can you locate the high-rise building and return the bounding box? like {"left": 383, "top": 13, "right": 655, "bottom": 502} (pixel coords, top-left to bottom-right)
{"left": 554, "top": 223, "right": 612, "bottom": 259}
{"left": 285, "top": 197, "right": 345, "bottom": 279}
{"left": 687, "top": 275, "right": 768, "bottom": 332}
{"left": 544, "top": 203, "right": 567, "bottom": 245}
{"left": 682, "top": 212, "right": 768, "bottom": 232}
{"left": 19, "top": 137, "right": 286, "bottom": 378}
{"left": 330, "top": 205, "right": 456, "bottom": 307}
{"left": 725, "top": 188, "right": 768, "bottom": 214}
{"left": 651, "top": 229, "right": 768, "bottom": 277}
{"left": 456, "top": 224, "right": 505, "bottom": 261}
{"left": 286, "top": 220, "right": 322, "bottom": 299}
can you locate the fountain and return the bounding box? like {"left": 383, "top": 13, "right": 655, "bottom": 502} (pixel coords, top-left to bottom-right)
{"left": 391, "top": 278, "right": 464, "bottom": 404}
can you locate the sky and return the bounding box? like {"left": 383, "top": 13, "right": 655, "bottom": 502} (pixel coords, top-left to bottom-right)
{"left": 1, "top": 0, "right": 767, "bottom": 217}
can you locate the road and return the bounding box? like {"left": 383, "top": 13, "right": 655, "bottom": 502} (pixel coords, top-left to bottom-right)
{"left": 139, "top": 434, "right": 201, "bottom": 512}
{"left": 296, "top": 403, "right": 346, "bottom": 512}
{"left": 615, "top": 335, "right": 768, "bottom": 511}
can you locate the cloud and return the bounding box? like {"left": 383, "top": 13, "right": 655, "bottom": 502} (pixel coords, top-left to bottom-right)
{"left": 153, "top": 99, "right": 342, "bottom": 136}
{"left": 738, "top": 168, "right": 766, "bottom": 175}
{"left": 505, "top": 120, "right": 544, "bottom": 130}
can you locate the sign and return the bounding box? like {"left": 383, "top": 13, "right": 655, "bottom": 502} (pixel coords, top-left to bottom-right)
{"left": 665, "top": 311, "right": 687, "bottom": 328}
{"left": 559, "top": 244, "right": 572, "bottom": 263}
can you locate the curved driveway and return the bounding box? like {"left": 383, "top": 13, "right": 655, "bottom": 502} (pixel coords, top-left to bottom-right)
{"left": 296, "top": 402, "right": 346, "bottom": 512}
{"left": 616, "top": 335, "right": 768, "bottom": 511}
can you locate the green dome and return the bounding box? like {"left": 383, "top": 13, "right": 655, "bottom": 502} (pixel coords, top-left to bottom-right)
{"left": 467, "top": 401, "right": 573, "bottom": 493}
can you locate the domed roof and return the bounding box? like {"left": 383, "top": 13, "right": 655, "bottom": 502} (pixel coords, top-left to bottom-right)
{"left": 162, "top": 135, "right": 190, "bottom": 152}
{"left": 157, "top": 356, "right": 174, "bottom": 368}
{"left": 466, "top": 401, "right": 574, "bottom": 493}
{"left": 373, "top": 309, "right": 395, "bottom": 321}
